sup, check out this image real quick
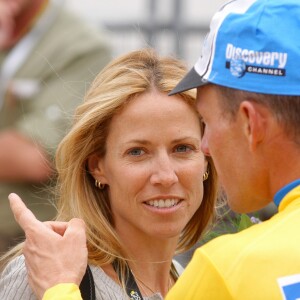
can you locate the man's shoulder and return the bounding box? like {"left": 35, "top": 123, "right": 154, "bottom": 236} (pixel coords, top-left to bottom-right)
{"left": 197, "top": 212, "right": 299, "bottom": 270}
{"left": 196, "top": 220, "right": 275, "bottom": 265}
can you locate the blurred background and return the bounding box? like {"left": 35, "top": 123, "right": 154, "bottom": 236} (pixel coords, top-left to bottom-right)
{"left": 65, "top": 0, "right": 225, "bottom": 66}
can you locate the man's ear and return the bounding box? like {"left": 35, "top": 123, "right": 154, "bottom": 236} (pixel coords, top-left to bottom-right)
{"left": 87, "top": 154, "right": 108, "bottom": 184}
{"left": 239, "top": 101, "right": 268, "bottom": 151}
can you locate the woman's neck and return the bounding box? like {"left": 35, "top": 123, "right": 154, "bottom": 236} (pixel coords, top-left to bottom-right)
{"left": 111, "top": 226, "right": 180, "bottom": 296}
{"left": 117, "top": 224, "right": 179, "bottom": 261}
{"left": 101, "top": 235, "right": 178, "bottom": 297}
{"left": 128, "top": 259, "right": 175, "bottom": 297}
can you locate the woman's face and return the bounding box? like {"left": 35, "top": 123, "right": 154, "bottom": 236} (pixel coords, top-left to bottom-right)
{"left": 90, "top": 91, "right": 206, "bottom": 242}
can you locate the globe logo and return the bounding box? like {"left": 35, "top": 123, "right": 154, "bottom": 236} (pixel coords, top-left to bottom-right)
{"left": 230, "top": 58, "right": 246, "bottom": 78}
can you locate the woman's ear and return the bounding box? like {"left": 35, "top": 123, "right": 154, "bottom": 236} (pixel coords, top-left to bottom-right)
{"left": 87, "top": 154, "right": 108, "bottom": 184}
{"left": 202, "top": 158, "right": 209, "bottom": 181}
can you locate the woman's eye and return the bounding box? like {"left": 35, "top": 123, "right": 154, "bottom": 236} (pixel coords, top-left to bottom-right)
{"left": 175, "top": 145, "right": 192, "bottom": 153}
{"left": 128, "top": 148, "right": 145, "bottom": 156}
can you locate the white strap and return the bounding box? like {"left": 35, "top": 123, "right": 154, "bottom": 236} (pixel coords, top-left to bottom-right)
{"left": 172, "top": 259, "right": 185, "bottom": 275}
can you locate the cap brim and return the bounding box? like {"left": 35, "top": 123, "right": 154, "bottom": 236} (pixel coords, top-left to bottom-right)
{"left": 169, "top": 67, "right": 207, "bottom": 96}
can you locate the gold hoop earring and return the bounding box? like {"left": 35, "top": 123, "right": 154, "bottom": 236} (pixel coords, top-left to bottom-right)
{"left": 95, "top": 179, "right": 105, "bottom": 189}
{"left": 203, "top": 170, "right": 209, "bottom": 181}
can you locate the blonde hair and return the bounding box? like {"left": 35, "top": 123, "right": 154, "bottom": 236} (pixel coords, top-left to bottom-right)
{"left": 1, "top": 49, "right": 218, "bottom": 277}
{"left": 54, "top": 48, "right": 218, "bottom": 266}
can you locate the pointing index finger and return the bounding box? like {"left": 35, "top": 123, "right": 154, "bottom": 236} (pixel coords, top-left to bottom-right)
{"left": 8, "top": 193, "right": 40, "bottom": 231}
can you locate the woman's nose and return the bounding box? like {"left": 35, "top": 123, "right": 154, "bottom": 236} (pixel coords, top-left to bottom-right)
{"left": 150, "top": 155, "right": 178, "bottom": 187}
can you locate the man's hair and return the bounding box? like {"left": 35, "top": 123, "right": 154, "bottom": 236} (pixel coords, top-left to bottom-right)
{"left": 215, "top": 85, "right": 300, "bottom": 145}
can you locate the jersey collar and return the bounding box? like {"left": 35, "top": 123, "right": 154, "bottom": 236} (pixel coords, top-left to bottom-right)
{"left": 274, "top": 179, "right": 300, "bottom": 207}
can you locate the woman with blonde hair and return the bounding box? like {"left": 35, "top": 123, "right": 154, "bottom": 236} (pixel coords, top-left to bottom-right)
{"left": 0, "top": 48, "right": 218, "bottom": 300}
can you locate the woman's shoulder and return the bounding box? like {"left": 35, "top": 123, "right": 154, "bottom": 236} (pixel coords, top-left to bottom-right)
{"left": 90, "top": 264, "right": 128, "bottom": 299}
{"left": 2, "top": 254, "right": 25, "bottom": 269}
{"left": 0, "top": 255, "right": 36, "bottom": 300}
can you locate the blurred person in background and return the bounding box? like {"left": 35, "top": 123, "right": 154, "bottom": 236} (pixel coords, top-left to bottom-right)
{"left": 0, "top": 0, "right": 111, "bottom": 252}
